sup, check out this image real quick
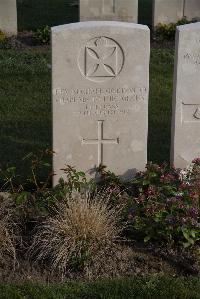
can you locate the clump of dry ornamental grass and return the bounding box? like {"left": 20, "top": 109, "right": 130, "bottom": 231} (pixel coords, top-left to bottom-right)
{"left": 29, "top": 191, "right": 124, "bottom": 275}
{"left": 0, "top": 193, "right": 17, "bottom": 266}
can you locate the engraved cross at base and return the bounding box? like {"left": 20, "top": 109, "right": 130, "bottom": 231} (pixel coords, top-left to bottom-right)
{"left": 82, "top": 120, "right": 119, "bottom": 166}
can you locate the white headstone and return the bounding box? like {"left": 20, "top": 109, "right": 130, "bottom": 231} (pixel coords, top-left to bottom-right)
{"left": 0, "top": 0, "right": 17, "bottom": 36}
{"left": 52, "top": 22, "right": 150, "bottom": 184}
{"left": 184, "top": 0, "right": 200, "bottom": 21}
{"left": 80, "top": 0, "right": 138, "bottom": 23}
{"left": 153, "top": 0, "right": 184, "bottom": 27}
{"left": 171, "top": 23, "right": 200, "bottom": 168}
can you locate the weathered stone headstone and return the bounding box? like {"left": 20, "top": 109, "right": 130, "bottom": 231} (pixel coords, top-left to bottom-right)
{"left": 171, "top": 23, "right": 200, "bottom": 168}
{"left": 153, "top": 0, "right": 184, "bottom": 27}
{"left": 80, "top": 0, "right": 138, "bottom": 23}
{"left": 0, "top": 0, "right": 17, "bottom": 36}
{"left": 52, "top": 22, "right": 150, "bottom": 184}
{"left": 184, "top": 0, "right": 200, "bottom": 21}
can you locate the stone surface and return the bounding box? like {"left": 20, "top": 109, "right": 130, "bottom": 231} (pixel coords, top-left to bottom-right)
{"left": 80, "top": 0, "right": 138, "bottom": 23}
{"left": 184, "top": 0, "right": 200, "bottom": 21}
{"left": 171, "top": 22, "right": 200, "bottom": 169}
{"left": 0, "top": 0, "right": 17, "bottom": 36}
{"left": 52, "top": 21, "right": 150, "bottom": 184}
{"left": 153, "top": 0, "right": 184, "bottom": 27}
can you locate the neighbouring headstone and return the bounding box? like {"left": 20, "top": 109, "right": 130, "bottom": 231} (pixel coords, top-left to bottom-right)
{"left": 0, "top": 0, "right": 17, "bottom": 36}
{"left": 153, "top": 0, "right": 184, "bottom": 27}
{"left": 80, "top": 0, "right": 138, "bottom": 23}
{"left": 171, "top": 23, "right": 200, "bottom": 169}
{"left": 52, "top": 21, "right": 150, "bottom": 184}
{"left": 184, "top": 0, "right": 200, "bottom": 21}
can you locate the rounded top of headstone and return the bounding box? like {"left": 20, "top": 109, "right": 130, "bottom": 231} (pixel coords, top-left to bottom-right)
{"left": 51, "top": 21, "right": 149, "bottom": 33}
{"left": 177, "top": 21, "right": 200, "bottom": 32}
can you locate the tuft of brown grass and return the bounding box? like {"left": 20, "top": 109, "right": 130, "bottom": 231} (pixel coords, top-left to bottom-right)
{"left": 29, "top": 191, "right": 124, "bottom": 275}
{"left": 0, "top": 193, "right": 17, "bottom": 266}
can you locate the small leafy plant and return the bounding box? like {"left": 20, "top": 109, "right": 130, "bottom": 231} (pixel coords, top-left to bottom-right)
{"left": 0, "top": 30, "right": 10, "bottom": 49}
{"left": 35, "top": 25, "right": 50, "bottom": 44}
{"left": 154, "top": 18, "right": 195, "bottom": 41}
{"left": 0, "top": 150, "right": 199, "bottom": 252}
{"left": 0, "top": 30, "right": 6, "bottom": 43}
{"left": 127, "top": 161, "right": 200, "bottom": 248}
{"left": 0, "top": 151, "right": 92, "bottom": 216}
{"left": 0, "top": 149, "right": 54, "bottom": 215}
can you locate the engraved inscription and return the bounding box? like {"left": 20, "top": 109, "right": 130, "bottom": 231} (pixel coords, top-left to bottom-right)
{"left": 54, "top": 86, "right": 147, "bottom": 118}
{"left": 82, "top": 120, "right": 119, "bottom": 166}
{"left": 78, "top": 37, "right": 124, "bottom": 82}
{"left": 183, "top": 52, "right": 200, "bottom": 66}
{"left": 182, "top": 102, "right": 200, "bottom": 123}
{"left": 194, "top": 107, "right": 200, "bottom": 119}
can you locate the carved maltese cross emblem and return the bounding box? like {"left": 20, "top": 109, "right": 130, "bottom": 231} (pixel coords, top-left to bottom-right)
{"left": 86, "top": 37, "right": 117, "bottom": 78}
{"left": 78, "top": 36, "right": 124, "bottom": 83}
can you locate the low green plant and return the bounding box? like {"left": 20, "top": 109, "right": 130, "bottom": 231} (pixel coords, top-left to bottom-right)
{"left": 127, "top": 160, "right": 200, "bottom": 248}
{"left": 0, "top": 30, "right": 6, "bottom": 43}
{"left": 0, "top": 150, "right": 94, "bottom": 216}
{"left": 95, "top": 164, "right": 127, "bottom": 206}
{"left": 154, "top": 18, "right": 194, "bottom": 41}
{"left": 0, "top": 30, "right": 10, "bottom": 49}
{"left": 58, "top": 165, "right": 88, "bottom": 193}
{"left": 0, "top": 149, "right": 55, "bottom": 217}
{"left": 35, "top": 25, "right": 50, "bottom": 44}
{"left": 154, "top": 23, "right": 176, "bottom": 41}
{"left": 0, "top": 150, "right": 199, "bottom": 251}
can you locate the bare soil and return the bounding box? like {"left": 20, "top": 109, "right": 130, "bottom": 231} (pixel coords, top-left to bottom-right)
{"left": 0, "top": 243, "right": 199, "bottom": 283}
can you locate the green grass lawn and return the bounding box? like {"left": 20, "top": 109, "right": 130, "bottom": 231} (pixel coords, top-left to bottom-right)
{"left": 0, "top": 277, "right": 200, "bottom": 299}
{"left": 0, "top": 47, "right": 174, "bottom": 180}
{"left": 17, "top": 0, "right": 152, "bottom": 31}
{"left": 0, "top": 49, "right": 51, "bottom": 180}
{"left": 148, "top": 49, "right": 174, "bottom": 164}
